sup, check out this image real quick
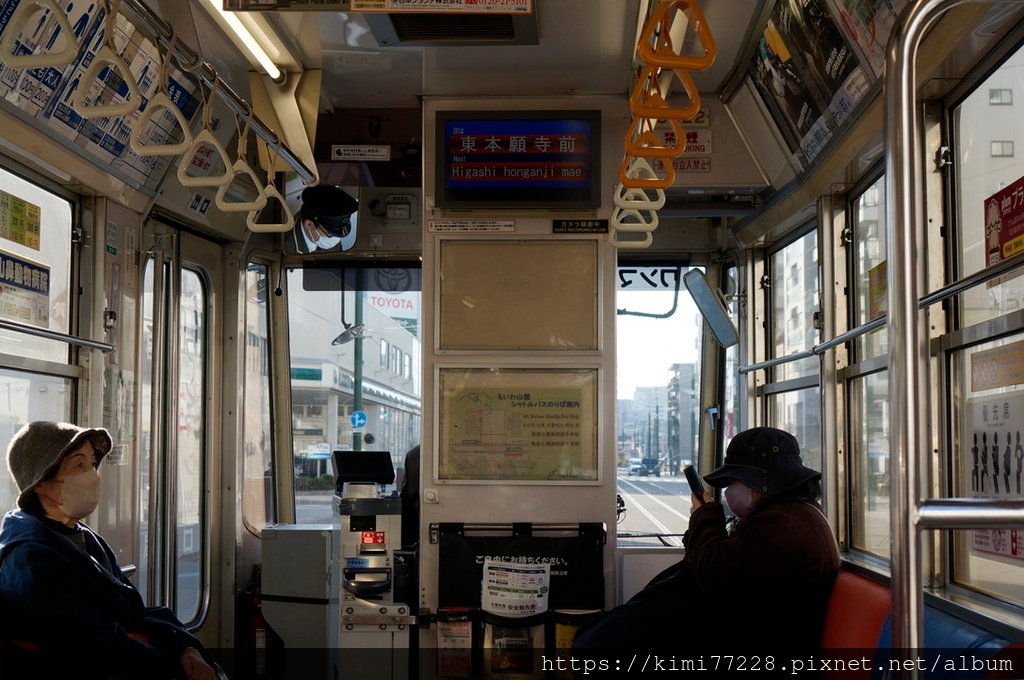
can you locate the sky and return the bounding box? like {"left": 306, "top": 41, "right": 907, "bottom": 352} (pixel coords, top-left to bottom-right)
{"left": 616, "top": 288, "right": 702, "bottom": 400}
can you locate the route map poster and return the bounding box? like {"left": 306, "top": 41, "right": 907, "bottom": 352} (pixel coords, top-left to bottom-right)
{"left": 438, "top": 368, "right": 597, "bottom": 482}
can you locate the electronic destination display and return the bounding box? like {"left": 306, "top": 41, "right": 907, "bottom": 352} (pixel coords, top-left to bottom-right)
{"left": 435, "top": 110, "right": 601, "bottom": 209}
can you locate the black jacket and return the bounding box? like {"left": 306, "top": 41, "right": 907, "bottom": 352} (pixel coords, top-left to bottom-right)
{"left": 0, "top": 510, "right": 202, "bottom": 679}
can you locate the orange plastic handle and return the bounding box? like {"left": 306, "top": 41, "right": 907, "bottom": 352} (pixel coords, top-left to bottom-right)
{"left": 629, "top": 65, "right": 701, "bottom": 121}
{"left": 618, "top": 154, "right": 675, "bottom": 189}
{"left": 623, "top": 115, "right": 684, "bottom": 158}
{"left": 637, "top": 1, "right": 717, "bottom": 72}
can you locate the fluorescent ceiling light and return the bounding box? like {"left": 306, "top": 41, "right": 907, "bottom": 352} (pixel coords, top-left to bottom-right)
{"left": 201, "top": 0, "right": 281, "bottom": 80}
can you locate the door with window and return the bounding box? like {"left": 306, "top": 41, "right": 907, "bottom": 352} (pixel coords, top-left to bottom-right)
{"left": 137, "top": 225, "right": 221, "bottom": 628}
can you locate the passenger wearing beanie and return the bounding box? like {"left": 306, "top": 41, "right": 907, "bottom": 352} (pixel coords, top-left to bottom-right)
{"left": 0, "top": 421, "right": 219, "bottom": 680}
{"left": 574, "top": 427, "right": 839, "bottom": 655}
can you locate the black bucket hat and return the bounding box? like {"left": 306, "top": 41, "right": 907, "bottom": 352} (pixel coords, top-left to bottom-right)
{"left": 298, "top": 184, "right": 359, "bottom": 250}
{"left": 704, "top": 427, "right": 820, "bottom": 494}
{"left": 6, "top": 421, "right": 112, "bottom": 511}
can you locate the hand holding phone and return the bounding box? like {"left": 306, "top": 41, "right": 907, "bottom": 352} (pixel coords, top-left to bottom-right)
{"left": 684, "top": 465, "right": 706, "bottom": 505}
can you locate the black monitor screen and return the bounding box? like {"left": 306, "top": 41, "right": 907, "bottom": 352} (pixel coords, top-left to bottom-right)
{"left": 435, "top": 110, "right": 601, "bottom": 209}
{"left": 332, "top": 450, "right": 395, "bottom": 485}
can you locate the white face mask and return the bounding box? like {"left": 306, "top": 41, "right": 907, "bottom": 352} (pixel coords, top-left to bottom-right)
{"left": 57, "top": 467, "right": 101, "bottom": 519}
{"left": 724, "top": 481, "right": 758, "bottom": 519}
{"left": 315, "top": 234, "right": 342, "bottom": 250}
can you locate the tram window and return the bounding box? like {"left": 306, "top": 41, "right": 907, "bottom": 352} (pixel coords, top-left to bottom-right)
{"left": 849, "top": 370, "right": 890, "bottom": 558}
{"left": 288, "top": 267, "right": 422, "bottom": 524}
{"left": 616, "top": 264, "right": 703, "bottom": 547}
{"left": 0, "top": 370, "right": 73, "bottom": 510}
{"left": 766, "top": 387, "right": 822, "bottom": 473}
{"left": 852, "top": 175, "right": 888, "bottom": 360}
{"left": 769, "top": 230, "right": 819, "bottom": 380}
{"left": 175, "top": 269, "right": 206, "bottom": 624}
{"left": 951, "top": 337, "right": 1024, "bottom": 604}
{"left": 722, "top": 267, "right": 740, "bottom": 442}
{"left": 0, "top": 166, "right": 73, "bottom": 362}
{"left": 243, "top": 264, "right": 276, "bottom": 533}
{"left": 954, "top": 43, "right": 1024, "bottom": 326}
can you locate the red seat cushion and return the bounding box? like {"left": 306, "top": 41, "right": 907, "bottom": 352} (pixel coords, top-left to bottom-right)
{"left": 821, "top": 570, "right": 891, "bottom": 649}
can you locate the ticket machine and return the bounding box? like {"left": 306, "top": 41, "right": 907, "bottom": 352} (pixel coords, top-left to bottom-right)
{"left": 330, "top": 450, "right": 413, "bottom": 679}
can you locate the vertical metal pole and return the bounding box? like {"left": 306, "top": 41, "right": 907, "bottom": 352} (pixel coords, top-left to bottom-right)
{"left": 147, "top": 251, "right": 165, "bottom": 604}
{"left": 353, "top": 271, "right": 365, "bottom": 451}
{"left": 884, "top": 0, "right": 964, "bottom": 661}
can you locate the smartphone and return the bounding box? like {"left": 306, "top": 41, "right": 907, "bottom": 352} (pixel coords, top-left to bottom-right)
{"left": 684, "top": 465, "right": 705, "bottom": 504}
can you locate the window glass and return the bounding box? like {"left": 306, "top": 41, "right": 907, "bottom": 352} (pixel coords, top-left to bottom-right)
{"left": 770, "top": 230, "right": 819, "bottom": 380}
{"left": 955, "top": 44, "right": 1024, "bottom": 326}
{"left": 722, "top": 266, "right": 740, "bottom": 443}
{"left": 288, "top": 267, "right": 422, "bottom": 524}
{"left": 174, "top": 270, "right": 205, "bottom": 623}
{"left": 243, "top": 264, "right": 275, "bottom": 533}
{"left": 951, "top": 336, "right": 1024, "bottom": 604}
{"left": 0, "top": 166, "right": 72, "bottom": 362}
{"left": 853, "top": 176, "right": 888, "bottom": 360}
{"left": 850, "top": 370, "right": 890, "bottom": 557}
{"left": 616, "top": 264, "right": 703, "bottom": 547}
{"left": 0, "top": 369, "right": 73, "bottom": 510}
{"left": 137, "top": 258, "right": 161, "bottom": 602}
{"left": 767, "top": 386, "right": 821, "bottom": 473}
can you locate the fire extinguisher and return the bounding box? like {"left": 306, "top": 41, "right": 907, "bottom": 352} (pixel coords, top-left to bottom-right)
{"left": 239, "top": 565, "right": 281, "bottom": 679}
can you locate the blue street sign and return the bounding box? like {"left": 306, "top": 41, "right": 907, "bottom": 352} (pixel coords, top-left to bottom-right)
{"left": 351, "top": 411, "right": 368, "bottom": 429}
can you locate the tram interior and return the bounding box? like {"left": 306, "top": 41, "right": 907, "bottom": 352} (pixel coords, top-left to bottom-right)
{"left": 1, "top": 0, "right": 1024, "bottom": 676}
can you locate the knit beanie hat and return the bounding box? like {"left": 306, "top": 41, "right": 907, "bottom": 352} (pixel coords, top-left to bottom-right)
{"left": 6, "top": 421, "right": 112, "bottom": 511}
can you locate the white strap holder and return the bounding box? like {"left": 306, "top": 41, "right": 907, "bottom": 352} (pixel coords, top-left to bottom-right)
{"left": 246, "top": 184, "right": 294, "bottom": 233}
{"left": 130, "top": 36, "right": 192, "bottom": 157}
{"left": 177, "top": 81, "right": 233, "bottom": 188}
{"left": 216, "top": 114, "right": 267, "bottom": 212}
{"left": 71, "top": 0, "right": 140, "bottom": 118}
{"left": 0, "top": 0, "right": 79, "bottom": 68}
{"left": 613, "top": 182, "right": 665, "bottom": 211}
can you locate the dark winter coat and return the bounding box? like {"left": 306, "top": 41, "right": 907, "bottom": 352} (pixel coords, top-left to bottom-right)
{"left": 684, "top": 499, "right": 841, "bottom": 651}
{"left": 574, "top": 499, "right": 839, "bottom": 654}
{"left": 0, "top": 510, "right": 202, "bottom": 679}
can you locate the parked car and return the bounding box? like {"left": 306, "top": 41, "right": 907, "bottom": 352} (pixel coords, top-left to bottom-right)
{"left": 628, "top": 458, "right": 643, "bottom": 475}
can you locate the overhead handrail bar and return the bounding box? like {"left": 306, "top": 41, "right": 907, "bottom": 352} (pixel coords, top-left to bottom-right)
{"left": 119, "top": 0, "right": 315, "bottom": 184}
{"left": 0, "top": 0, "right": 80, "bottom": 69}
{"left": 915, "top": 499, "right": 1024, "bottom": 529}
{"left": 738, "top": 248, "right": 1024, "bottom": 375}
{"left": 0, "top": 319, "right": 115, "bottom": 353}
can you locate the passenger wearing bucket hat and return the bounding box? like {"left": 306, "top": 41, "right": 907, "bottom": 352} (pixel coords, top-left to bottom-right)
{"left": 286, "top": 183, "right": 359, "bottom": 254}
{"left": 574, "top": 427, "right": 838, "bottom": 654}
{"left": 0, "top": 421, "right": 220, "bottom": 679}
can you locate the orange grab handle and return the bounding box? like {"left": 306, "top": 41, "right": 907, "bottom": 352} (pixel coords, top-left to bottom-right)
{"left": 623, "top": 115, "right": 684, "bottom": 158}
{"left": 629, "top": 65, "right": 701, "bottom": 121}
{"left": 637, "top": 0, "right": 717, "bottom": 72}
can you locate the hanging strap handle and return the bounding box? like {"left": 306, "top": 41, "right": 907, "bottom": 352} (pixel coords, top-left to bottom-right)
{"left": 216, "top": 109, "right": 268, "bottom": 212}
{"left": 71, "top": 0, "right": 141, "bottom": 119}
{"left": 636, "top": 1, "right": 717, "bottom": 72}
{"left": 0, "top": 0, "right": 79, "bottom": 69}
{"left": 129, "top": 35, "right": 194, "bottom": 157}
{"left": 247, "top": 143, "right": 294, "bottom": 232}
{"left": 177, "top": 80, "right": 234, "bottom": 188}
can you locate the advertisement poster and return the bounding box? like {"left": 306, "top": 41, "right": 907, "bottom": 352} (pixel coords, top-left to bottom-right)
{"left": 481, "top": 558, "right": 550, "bottom": 617}
{"left": 0, "top": 188, "right": 40, "bottom": 249}
{"left": 826, "top": 0, "right": 909, "bottom": 76}
{"left": 964, "top": 392, "right": 1024, "bottom": 562}
{"left": 0, "top": 0, "right": 200, "bottom": 193}
{"left": 439, "top": 368, "right": 597, "bottom": 481}
{"left": 984, "top": 174, "right": 1024, "bottom": 269}
{"left": 749, "top": 0, "right": 869, "bottom": 162}
{"left": 0, "top": 249, "right": 49, "bottom": 326}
